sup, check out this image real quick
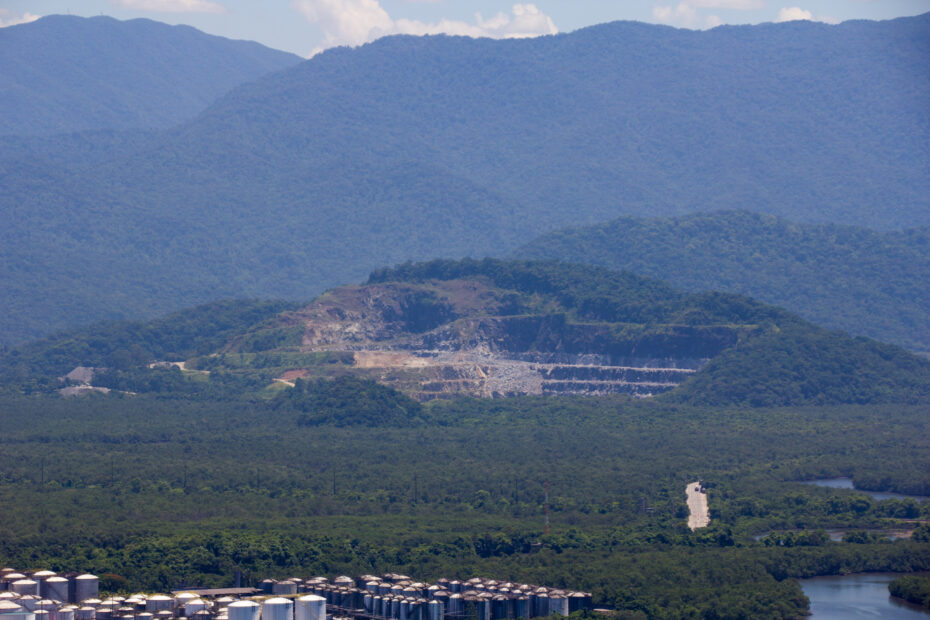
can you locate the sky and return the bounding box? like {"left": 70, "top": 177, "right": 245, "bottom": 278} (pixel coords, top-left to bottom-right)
{"left": 1, "top": 0, "right": 928, "bottom": 57}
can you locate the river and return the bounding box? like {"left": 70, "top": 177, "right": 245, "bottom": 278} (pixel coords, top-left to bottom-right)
{"left": 801, "top": 478, "right": 930, "bottom": 502}
{"left": 801, "top": 573, "right": 930, "bottom": 618}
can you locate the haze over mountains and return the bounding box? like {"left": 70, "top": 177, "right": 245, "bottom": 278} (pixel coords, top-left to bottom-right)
{"left": 1, "top": 13, "right": 928, "bottom": 347}
{"left": 0, "top": 15, "right": 301, "bottom": 136}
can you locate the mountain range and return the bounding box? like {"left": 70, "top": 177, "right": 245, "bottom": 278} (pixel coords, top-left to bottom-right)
{"left": 1, "top": 13, "right": 928, "bottom": 347}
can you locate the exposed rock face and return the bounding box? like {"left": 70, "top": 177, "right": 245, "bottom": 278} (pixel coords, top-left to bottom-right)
{"left": 268, "top": 280, "right": 706, "bottom": 400}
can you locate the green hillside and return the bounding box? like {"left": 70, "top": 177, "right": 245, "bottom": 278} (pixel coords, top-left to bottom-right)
{"left": 515, "top": 211, "right": 930, "bottom": 353}
{"left": 7, "top": 259, "right": 927, "bottom": 408}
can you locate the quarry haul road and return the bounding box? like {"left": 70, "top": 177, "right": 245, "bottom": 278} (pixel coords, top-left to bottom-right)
{"left": 687, "top": 481, "right": 710, "bottom": 530}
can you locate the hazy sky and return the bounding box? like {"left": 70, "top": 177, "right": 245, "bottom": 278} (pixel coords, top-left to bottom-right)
{"left": 2, "top": 0, "right": 928, "bottom": 56}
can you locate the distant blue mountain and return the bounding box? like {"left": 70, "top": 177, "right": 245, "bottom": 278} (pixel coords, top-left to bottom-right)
{"left": 1, "top": 14, "right": 928, "bottom": 346}
{"left": 0, "top": 15, "right": 301, "bottom": 135}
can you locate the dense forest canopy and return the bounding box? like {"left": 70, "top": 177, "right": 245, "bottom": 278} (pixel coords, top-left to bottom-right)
{"left": 515, "top": 210, "right": 930, "bottom": 353}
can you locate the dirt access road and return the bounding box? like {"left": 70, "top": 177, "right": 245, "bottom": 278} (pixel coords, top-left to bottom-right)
{"left": 687, "top": 481, "right": 710, "bottom": 530}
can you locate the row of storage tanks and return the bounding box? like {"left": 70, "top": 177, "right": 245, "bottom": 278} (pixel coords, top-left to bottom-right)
{"left": 0, "top": 569, "right": 592, "bottom": 620}
{"left": 0, "top": 569, "right": 324, "bottom": 620}
{"left": 256, "top": 573, "right": 592, "bottom": 620}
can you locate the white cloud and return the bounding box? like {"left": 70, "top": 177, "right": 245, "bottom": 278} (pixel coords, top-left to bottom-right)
{"left": 775, "top": 6, "right": 813, "bottom": 21}
{"left": 775, "top": 6, "right": 838, "bottom": 23}
{"left": 110, "top": 0, "right": 227, "bottom": 13}
{"left": 652, "top": 0, "right": 761, "bottom": 29}
{"left": 294, "top": 1, "right": 557, "bottom": 53}
{"left": 0, "top": 9, "right": 40, "bottom": 27}
{"left": 691, "top": 0, "right": 763, "bottom": 8}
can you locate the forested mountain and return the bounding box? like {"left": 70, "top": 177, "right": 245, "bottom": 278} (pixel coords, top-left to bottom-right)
{"left": 2, "top": 14, "right": 928, "bottom": 346}
{"left": 0, "top": 15, "right": 301, "bottom": 136}
{"left": 6, "top": 259, "right": 929, "bottom": 408}
{"left": 515, "top": 211, "right": 930, "bottom": 353}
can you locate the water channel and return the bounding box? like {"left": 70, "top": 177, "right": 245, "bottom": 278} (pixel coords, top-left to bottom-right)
{"left": 801, "top": 478, "right": 930, "bottom": 502}
{"left": 800, "top": 573, "right": 930, "bottom": 618}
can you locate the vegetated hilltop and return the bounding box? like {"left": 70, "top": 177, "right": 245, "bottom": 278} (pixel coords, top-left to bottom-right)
{"left": 0, "top": 15, "right": 301, "bottom": 136}
{"left": 1, "top": 14, "right": 928, "bottom": 347}
{"left": 9, "top": 259, "right": 929, "bottom": 408}
{"left": 515, "top": 211, "right": 930, "bottom": 353}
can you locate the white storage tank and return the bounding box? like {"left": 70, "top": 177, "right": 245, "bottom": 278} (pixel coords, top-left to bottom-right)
{"left": 17, "top": 597, "right": 39, "bottom": 612}
{"left": 184, "top": 600, "right": 208, "bottom": 617}
{"left": 260, "top": 598, "right": 292, "bottom": 620}
{"left": 271, "top": 582, "right": 296, "bottom": 597}
{"left": 75, "top": 607, "right": 95, "bottom": 620}
{"left": 11, "top": 583, "right": 38, "bottom": 598}
{"left": 57, "top": 606, "right": 77, "bottom": 620}
{"left": 72, "top": 578, "right": 97, "bottom": 604}
{"left": 0, "top": 601, "right": 23, "bottom": 615}
{"left": 42, "top": 580, "right": 68, "bottom": 605}
{"left": 144, "top": 596, "right": 173, "bottom": 613}
{"left": 294, "top": 595, "right": 324, "bottom": 620}
{"left": 226, "top": 601, "right": 259, "bottom": 620}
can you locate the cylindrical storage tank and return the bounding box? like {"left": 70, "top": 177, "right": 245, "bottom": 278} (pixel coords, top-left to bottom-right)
{"left": 145, "top": 597, "right": 173, "bottom": 613}
{"left": 72, "top": 578, "right": 97, "bottom": 605}
{"left": 155, "top": 611, "right": 173, "bottom": 620}
{"left": 426, "top": 600, "right": 442, "bottom": 620}
{"left": 259, "top": 581, "right": 276, "bottom": 595}
{"left": 34, "top": 609, "right": 50, "bottom": 620}
{"left": 2, "top": 576, "right": 26, "bottom": 591}
{"left": 12, "top": 582, "right": 39, "bottom": 597}
{"left": 398, "top": 600, "right": 410, "bottom": 620}
{"left": 175, "top": 594, "right": 198, "bottom": 610}
{"left": 75, "top": 608, "right": 95, "bottom": 620}
{"left": 475, "top": 598, "right": 490, "bottom": 620}
{"left": 135, "top": 612, "right": 154, "bottom": 620}
{"left": 227, "top": 601, "right": 259, "bottom": 620}
{"left": 261, "top": 599, "right": 293, "bottom": 620}
{"left": 58, "top": 606, "right": 76, "bottom": 620}
{"left": 547, "top": 596, "right": 567, "bottom": 617}
{"left": 490, "top": 597, "right": 507, "bottom": 620}
{"left": 449, "top": 582, "right": 462, "bottom": 595}
{"left": 570, "top": 593, "right": 591, "bottom": 613}
{"left": 184, "top": 600, "right": 208, "bottom": 617}
{"left": 0, "top": 601, "right": 22, "bottom": 615}
{"left": 432, "top": 592, "right": 449, "bottom": 607}
{"left": 36, "top": 601, "right": 58, "bottom": 613}
{"left": 377, "top": 584, "right": 390, "bottom": 597}
{"left": 534, "top": 594, "right": 548, "bottom": 619}
{"left": 365, "top": 582, "right": 379, "bottom": 595}
{"left": 363, "top": 595, "right": 372, "bottom": 614}
{"left": 192, "top": 609, "right": 213, "bottom": 620}
{"left": 513, "top": 597, "right": 529, "bottom": 620}
{"left": 18, "top": 596, "right": 40, "bottom": 611}
{"left": 272, "top": 582, "right": 296, "bottom": 597}
{"left": 94, "top": 609, "right": 111, "bottom": 620}
{"left": 447, "top": 594, "right": 462, "bottom": 618}
{"left": 333, "top": 577, "right": 353, "bottom": 588}
{"left": 371, "top": 597, "right": 381, "bottom": 617}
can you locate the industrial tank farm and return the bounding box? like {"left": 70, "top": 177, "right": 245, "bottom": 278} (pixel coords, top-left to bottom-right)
{"left": 0, "top": 569, "right": 592, "bottom": 620}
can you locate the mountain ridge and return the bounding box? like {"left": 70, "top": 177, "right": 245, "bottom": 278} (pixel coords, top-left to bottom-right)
{"left": 2, "top": 13, "right": 928, "bottom": 346}
{"left": 0, "top": 14, "right": 302, "bottom": 136}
